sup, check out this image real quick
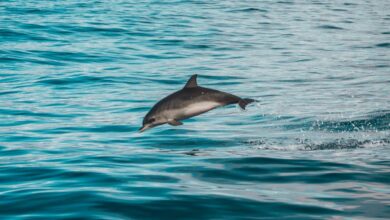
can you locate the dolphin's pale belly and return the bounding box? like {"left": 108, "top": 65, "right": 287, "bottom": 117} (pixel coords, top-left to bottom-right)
{"left": 164, "top": 101, "right": 222, "bottom": 120}
{"left": 184, "top": 101, "right": 222, "bottom": 116}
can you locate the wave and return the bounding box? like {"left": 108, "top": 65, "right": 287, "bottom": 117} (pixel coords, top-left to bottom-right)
{"left": 317, "top": 25, "right": 344, "bottom": 30}
{"left": 376, "top": 42, "right": 390, "bottom": 48}
{"left": 312, "top": 113, "right": 390, "bottom": 132}
{"left": 246, "top": 138, "right": 390, "bottom": 151}
{"left": 0, "top": 108, "right": 84, "bottom": 118}
{"left": 281, "top": 110, "right": 390, "bottom": 132}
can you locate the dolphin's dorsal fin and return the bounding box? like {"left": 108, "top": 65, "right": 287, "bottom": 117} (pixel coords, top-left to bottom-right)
{"left": 183, "top": 74, "right": 198, "bottom": 88}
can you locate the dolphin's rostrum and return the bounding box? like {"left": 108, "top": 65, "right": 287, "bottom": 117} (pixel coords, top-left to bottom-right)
{"left": 139, "top": 74, "right": 254, "bottom": 132}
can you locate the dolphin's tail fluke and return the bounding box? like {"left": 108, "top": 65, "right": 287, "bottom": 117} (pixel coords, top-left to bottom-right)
{"left": 238, "top": 98, "right": 256, "bottom": 110}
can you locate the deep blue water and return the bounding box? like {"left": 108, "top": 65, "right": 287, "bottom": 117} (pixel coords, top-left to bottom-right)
{"left": 1, "top": 0, "right": 390, "bottom": 219}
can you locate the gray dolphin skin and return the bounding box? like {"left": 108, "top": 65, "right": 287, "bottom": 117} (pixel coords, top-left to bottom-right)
{"left": 139, "top": 74, "right": 255, "bottom": 132}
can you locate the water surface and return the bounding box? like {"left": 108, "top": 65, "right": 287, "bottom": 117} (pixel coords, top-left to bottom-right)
{"left": 1, "top": 0, "right": 390, "bottom": 219}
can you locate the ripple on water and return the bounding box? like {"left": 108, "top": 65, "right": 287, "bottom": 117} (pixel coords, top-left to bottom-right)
{"left": 1, "top": 0, "right": 390, "bottom": 219}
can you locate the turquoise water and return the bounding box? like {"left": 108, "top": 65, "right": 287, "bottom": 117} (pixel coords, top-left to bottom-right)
{"left": 1, "top": 0, "right": 390, "bottom": 219}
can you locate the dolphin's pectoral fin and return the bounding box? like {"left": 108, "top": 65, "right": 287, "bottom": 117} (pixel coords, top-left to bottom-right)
{"left": 168, "top": 119, "right": 183, "bottom": 126}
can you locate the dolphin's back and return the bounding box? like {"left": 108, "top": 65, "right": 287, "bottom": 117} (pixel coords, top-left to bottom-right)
{"left": 167, "top": 87, "right": 239, "bottom": 107}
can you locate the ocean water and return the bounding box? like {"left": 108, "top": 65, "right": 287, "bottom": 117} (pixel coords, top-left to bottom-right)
{"left": 1, "top": 0, "right": 390, "bottom": 219}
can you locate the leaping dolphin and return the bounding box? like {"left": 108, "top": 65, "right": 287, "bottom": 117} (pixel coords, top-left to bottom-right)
{"left": 139, "top": 74, "right": 254, "bottom": 132}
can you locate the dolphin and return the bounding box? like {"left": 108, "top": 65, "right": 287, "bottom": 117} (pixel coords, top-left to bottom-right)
{"left": 139, "top": 74, "right": 254, "bottom": 132}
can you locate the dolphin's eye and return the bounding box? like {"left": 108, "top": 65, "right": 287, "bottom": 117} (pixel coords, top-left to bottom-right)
{"left": 148, "top": 118, "right": 155, "bottom": 123}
